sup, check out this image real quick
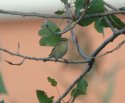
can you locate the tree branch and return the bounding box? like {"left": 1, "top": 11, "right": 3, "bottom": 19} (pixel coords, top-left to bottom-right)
{"left": 104, "top": 16, "right": 117, "bottom": 33}
{"left": 70, "top": 29, "right": 88, "bottom": 60}
{"left": 0, "top": 9, "right": 125, "bottom": 20}
{"left": 84, "top": 10, "right": 125, "bottom": 19}
{"left": 0, "top": 9, "right": 70, "bottom": 19}
{"left": 46, "top": 2, "right": 89, "bottom": 35}
{"left": 55, "top": 28, "right": 125, "bottom": 103}
{"left": 0, "top": 1, "right": 125, "bottom": 102}
{"left": 5, "top": 58, "right": 25, "bottom": 66}
{"left": 98, "top": 39, "right": 125, "bottom": 58}
{"left": 104, "top": 1, "right": 119, "bottom": 11}
{"left": 0, "top": 48, "right": 88, "bottom": 64}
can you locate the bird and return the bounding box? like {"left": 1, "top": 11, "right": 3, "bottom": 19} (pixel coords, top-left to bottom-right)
{"left": 49, "top": 38, "right": 68, "bottom": 60}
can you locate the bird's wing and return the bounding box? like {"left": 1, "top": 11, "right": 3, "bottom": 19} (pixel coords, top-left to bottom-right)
{"left": 49, "top": 43, "right": 59, "bottom": 57}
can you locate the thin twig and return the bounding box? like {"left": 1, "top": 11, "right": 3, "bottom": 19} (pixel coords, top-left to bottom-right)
{"left": 0, "top": 9, "right": 70, "bottom": 19}
{"left": 84, "top": 10, "right": 125, "bottom": 19}
{"left": 42, "top": 3, "right": 90, "bottom": 35}
{"left": 55, "top": 28, "right": 125, "bottom": 103}
{"left": 98, "top": 39, "right": 125, "bottom": 58}
{"left": 87, "top": 39, "right": 125, "bottom": 59}
{"left": 63, "top": 2, "right": 88, "bottom": 60}
{"left": 17, "top": 42, "right": 20, "bottom": 54}
{"left": 0, "top": 48, "right": 88, "bottom": 64}
{"left": 0, "top": 9, "right": 125, "bottom": 20}
{"left": 104, "top": 1, "right": 119, "bottom": 11}
{"left": 5, "top": 58, "right": 25, "bottom": 66}
{"left": 55, "top": 86, "right": 65, "bottom": 103}
{"left": 70, "top": 29, "right": 88, "bottom": 60}
{"left": 104, "top": 16, "right": 117, "bottom": 33}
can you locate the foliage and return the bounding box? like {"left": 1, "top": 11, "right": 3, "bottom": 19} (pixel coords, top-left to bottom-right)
{"left": 94, "top": 18, "right": 104, "bottom": 34}
{"left": 78, "top": 0, "right": 105, "bottom": 27}
{"left": 60, "top": 0, "right": 68, "bottom": 4}
{"left": 0, "top": 73, "right": 7, "bottom": 94}
{"left": 0, "top": 100, "right": 4, "bottom": 103}
{"left": 55, "top": 10, "right": 65, "bottom": 15}
{"left": 47, "top": 77, "right": 57, "bottom": 87}
{"left": 71, "top": 79, "right": 88, "bottom": 102}
{"left": 36, "top": 90, "right": 54, "bottom": 103}
{"left": 75, "top": 0, "right": 86, "bottom": 15}
{"left": 36, "top": 77, "right": 57, "bottom": 103}
{"left": 119, "top": 7, "right": 125, "bottom": 10}
{"left": 36, "top": 1, "right": 125, "bottom": 102}
{"left": 39, "top": 20, "right": 62, "bottom": 46}
{"left": 1, "top": 0, "right": 125, "bottom": 103}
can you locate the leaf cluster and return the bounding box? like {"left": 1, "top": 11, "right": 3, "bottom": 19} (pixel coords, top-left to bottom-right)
{"left": 37, "top": 0, "right": 125, "bottom": 102}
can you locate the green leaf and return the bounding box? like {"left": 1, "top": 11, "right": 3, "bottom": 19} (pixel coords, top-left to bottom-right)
{"left": 78, "top": 17, "right": 98, "bottom": 26}
{"left": 78, "top": 0, "right": 105, "bottom": 27}
{"left": 0, "top": 73, "right": 7, "bottom": 94}
{"left": 100, "top": 15, "right": 125, "bottom": 30}
{"left": 47, "top": 77, "right": 57, "bottom": 87}
{"left": 119, "top": 7, "right": 125, "bottom": 10}
{"left": 94, "top": 19, "right": 104, "bottom": 34}
{"left": 100, "top": 17, "right": 109, "bottom": 27}
{"left": 39, "top": 21, "right": 61, "bottom": 46}
{"left": 60, "top": 0, "right": 68, "bottom": 4}
{"left": 0, "top": 100, "right": 4, "bottom": 103}
{"left": 87, "top": 0, "right": 105, "bottom": 14}
{"left": 75, "top": 0, "right": 86, "bottom": 15}
{"left": 55, "top": 10, "right": 65, "bottom": 15}
{"left": 77, "top": 79, "right": 88, "bottom": 91}
{"left": 71, "top": 79, "right": 88, "bottom": 102}
{"left": 109, "top": 15, "right": 125, "bottom": 29}
{"left": 39, "top": 34, "right": 61, "bottom": 46}
{"left": 36, "top": 90, "right": 54, "bottom": 103}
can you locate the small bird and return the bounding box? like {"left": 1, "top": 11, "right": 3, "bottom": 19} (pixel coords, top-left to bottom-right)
{"left": 49, "top": 38, "right": 68, "bottom": 60}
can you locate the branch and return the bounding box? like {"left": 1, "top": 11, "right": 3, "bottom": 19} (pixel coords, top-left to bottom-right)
{"left": 0, "top": 9, "right": 70, "bottom": 19}
{"left": 103, "top": 15, "right": 117, "bottom": 33}
{"left": 91, "top": 28, "right": 125, "bottom": 57}
{"left": 0, "top": 9, "right": 125, "bottom": 20}
{"left": 46, "top": 3, "right": 89, "bottom": 35}
{"left": 5, "top": 58, "right": 25, "bottom": 66}
{"left": 98, "top": 39, "right": 125, "bottom": 58}
{"left": 104, "top": 1, "right": 119, "bottom": 11}
{"left": 0, "top": 48, "right": 88, "bottom": 64}
{"left": 17, "top": 42, "right": 21, "bottom": 54}
{"left": 83, "top": 39, "right": 125, "bottom": 59}
{"left": 70, "top": 29, "right": 88, "bottom": 60}
{"left": 84, "top": 10, "right": 125, "bottom": 19}
{"left": 55, "top": 28, "right": 125, "bottom": 103}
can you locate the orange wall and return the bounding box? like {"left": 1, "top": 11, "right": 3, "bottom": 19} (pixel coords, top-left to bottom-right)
{"left": 0, "top": 17, "right": 125, "bottom": 103}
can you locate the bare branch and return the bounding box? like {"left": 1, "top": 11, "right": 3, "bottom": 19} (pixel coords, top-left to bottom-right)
{"left": 0, "top": 9, "right": 70, "bottom": 19}
{"left": 70, "top": 29, "right": 88, "bottom": 60}
{"left": 46, "top": 3, "right": 89, "bottom": 35}
{"left": 87, "top": 39, "right": 125, "bottom": 59}
{"left": 98, "top": 39, "right": 125, "bottom": 58}
{"left": 84, "top": 10, "right": 125, "bottom": 19}
{"left": 0, "top": 9, "right": 125, "bottom": 20}
{"left": 62, "top": 2, "right": 88, "bottom": 60}
{"left": 104, "top": 1, "right": 119, "bottom": 11}
{"left": 17, "top": 42, "right": 20, "bottom": 54}
{"left": 55, "top": 28, "right": 125, "bottom": 103}
{"left": 0, "top": 47, "right": 88, "bottom": 64}
{"left": 5, "top": 58, "right": 25, "bottom": 66}
{"left": 104, "top": 16, "right": 117, "bottom": 33}
{"left": 0, "top": 1, "right": 125, "bottom": 102}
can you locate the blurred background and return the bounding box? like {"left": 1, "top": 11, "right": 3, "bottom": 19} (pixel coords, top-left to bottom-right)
{"left": 0, "top": 0, "right": 125, "bottom": 103}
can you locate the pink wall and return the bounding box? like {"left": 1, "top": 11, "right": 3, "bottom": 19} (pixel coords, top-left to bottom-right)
{"left": 0, "top": 16, "right": 125, "bottom": 103}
